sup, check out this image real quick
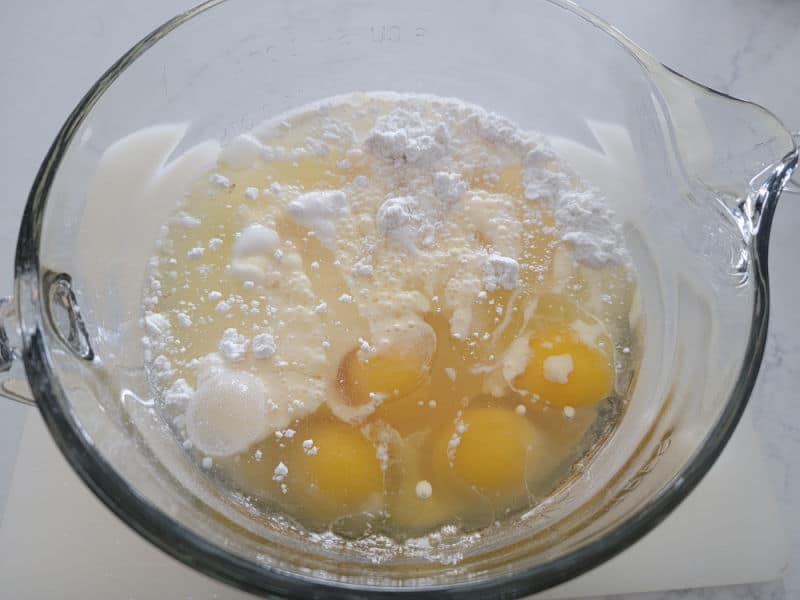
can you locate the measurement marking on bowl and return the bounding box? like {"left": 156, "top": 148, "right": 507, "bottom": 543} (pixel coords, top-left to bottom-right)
{"left": 370, "top": 25, "right": 401, "bottom": 43}
{"left": 369, "top": 26, "right": 426, "bottom": 43}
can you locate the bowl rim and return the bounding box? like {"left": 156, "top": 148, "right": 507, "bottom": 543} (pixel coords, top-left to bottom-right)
{"left": 12, "top": 0, "right": 792, "bottom": 597}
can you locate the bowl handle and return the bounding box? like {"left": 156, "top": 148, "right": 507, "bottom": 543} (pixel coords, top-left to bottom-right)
{"left": 648, "top": 65, "right": 797, "bottom": 238}
{"left": 0, "top": 296, "right": 34, "bottom": 406}
{"left": 784, "top": 132, "right": 800, "bottom": 196}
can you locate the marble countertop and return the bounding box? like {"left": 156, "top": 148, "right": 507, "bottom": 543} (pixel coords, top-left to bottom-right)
{"left": 579, "top": 3, "right": 800, "bottom": 599}
{"left": 0, "top": 2, "right": 797, "bottom": 599}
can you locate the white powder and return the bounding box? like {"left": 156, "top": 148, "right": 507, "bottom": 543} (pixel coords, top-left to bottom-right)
{"left": 302, "top": 439, "right": 319, "bottom": 456}
{"left": 358, "top": 337, "right": 373, "bottom": 353}
{"left": 447, "top": 432, "right": 462, "bottom": 463}
{"left": 286, "top": 190, "right": 349, "bottom": 249}
{"left": 376, "top": 196, "right": 430, "bottom": 252}
{"left": 244, "top": 186, "right": 260, "bottom": 200}
{"left": 352, "top": 262, "right": 373, "bottom": 277}
{"left": 187, "top": 247, "right": 204, "bottom": 260}
{"left": 522, "top": 147, "right": 568, "bottom": 200}
{"left": 345, "top": 148, "right": 363, "bottom": 160}
{"left": 503, "top": 336, "right": 532, "bottom": 393}
{"left": 230, "top": 224, "right": 281, "bottom": 282}
{"left": 369, "top": 392, "right": 388, "bottom": 403}
{"left": 446, "top": 414, "right": 468, "bottom": 463}
{"left": 173, "top": 212, "right": 201, "bottom": 228}
{"left": 563, "top": 406, "right": 576, "bottom": 419}
{"left": 208, "top": 238, "right": 223, "bottom": 251}
{"left": 338, "top": 293, "right": 353, "bottom": 303}
{"left": 523, "top": 148, "right": 626, "bottom": 266}
{"left": 483, "top": 254, "right": 520, "bottom": 291}
{"left": 163, "top": 378, "right": 194, "bottom": 406}
{"left": 252, "top": 333, "right": 276, "bottom": 358}
{"left": 415, "top": 480, "right": 433, "bottom": 500}
{"left": 375, "top": 442, "right": 389, "bottom": 472}
{"left": 143, "top": 312, "right": 170, "bottom": 338}
{"left": 272, "top": 462, "right": 288, "bottom": 482}
{"left": 176, "top": 312, "right": 192, "bottom": 328}
{"left": 558, "top": 191, "right": 627, "bottom": 266}
{"left": 152, "top": 354, "right": 175, "bottom": 380}
{"left": 543, "top": 353, "right": 574, "bottom": 384}
{"left": 462, "top": 108, "right": 535, "bottom": 151}
{"left": 433, "top": 171, "right": 467, "bottom": 207}
{"left": 219, "top": 328, "right": 248, "bottom": 361}
{"left": 320, "top": 117, "right": 356, "bottom": 147}
{"left": 209, "top": 173, "right": 231, "bottom": 188}
{"left": 364, "top": 109, "right": 449, "bottom": 165}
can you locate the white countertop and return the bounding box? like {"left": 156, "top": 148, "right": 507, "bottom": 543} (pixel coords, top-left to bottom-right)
{"left": 1, "top": 2, "right": 798, "bottom": 599}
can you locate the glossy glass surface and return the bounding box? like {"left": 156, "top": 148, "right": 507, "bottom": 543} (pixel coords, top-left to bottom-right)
{"left": 5, "top": 1, "right": 798, "bottom": 597}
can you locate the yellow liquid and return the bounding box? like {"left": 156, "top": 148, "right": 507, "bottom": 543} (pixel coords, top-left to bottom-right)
{"left": 144, "top": 93, "right": 638, "bottom": 539}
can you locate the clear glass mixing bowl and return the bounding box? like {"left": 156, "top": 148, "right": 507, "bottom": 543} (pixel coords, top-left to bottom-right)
{"left": 1, "top": 1, "right": 798, "bottom": 597}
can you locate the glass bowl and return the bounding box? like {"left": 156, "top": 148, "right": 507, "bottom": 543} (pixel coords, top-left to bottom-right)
{"left": 1, "top": 0, "right": 797, "bottom": 597}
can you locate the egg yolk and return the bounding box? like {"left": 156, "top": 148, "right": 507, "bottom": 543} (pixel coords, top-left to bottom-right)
{"left": 372, "top": 386, "right": 438, "bottom": 435}
{"left": 387, "top": 488, "right": 460, "bottom": 534}
{"left": 285, "top": 421, "right": 383, "bottom": 518}
{"left": 514, "top": 326, "right": 613, "bottom": 408}
{"left": 432, "top": 407, "right": 534, "bottom": 497}
{"left": 338, "top": 347, "right": 431, "bottom": 407}
{"left": 384, "top": 435, "right": 468, "bottom": 533}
